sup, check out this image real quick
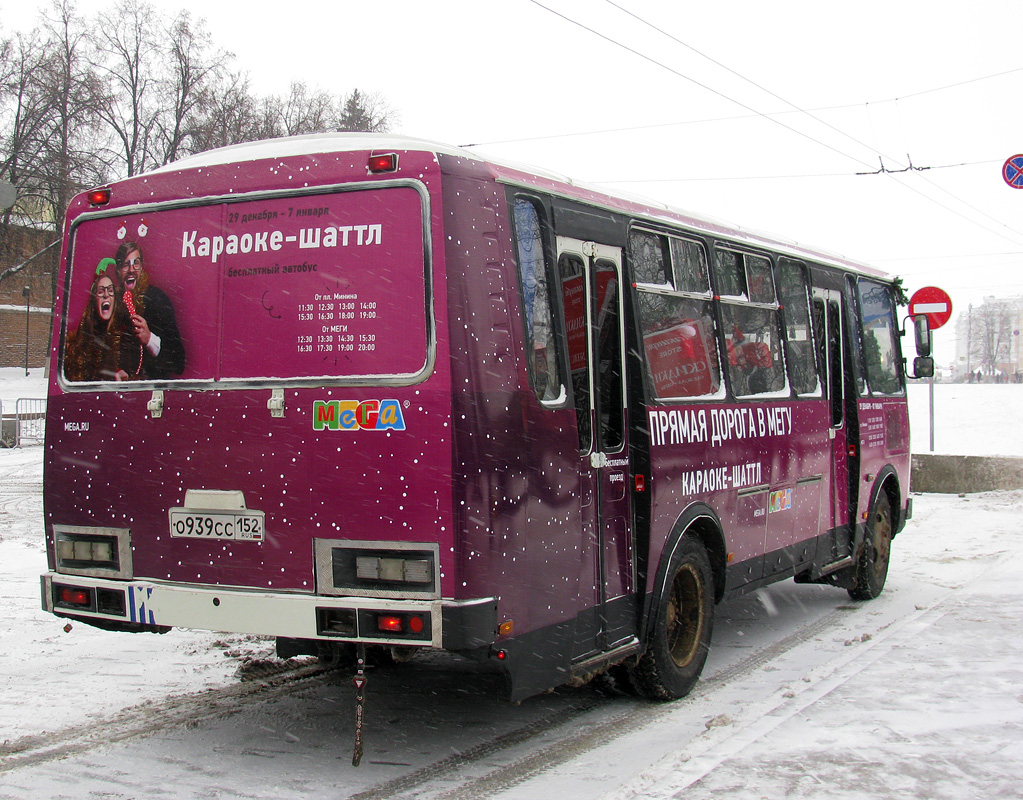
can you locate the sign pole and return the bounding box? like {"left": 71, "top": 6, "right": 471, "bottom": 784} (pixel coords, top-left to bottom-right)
{"left": 909, "top": 286, "right": 953, "bottom": 455}
{"left": 929, "top": 372, "right": 935, "bottom": 452}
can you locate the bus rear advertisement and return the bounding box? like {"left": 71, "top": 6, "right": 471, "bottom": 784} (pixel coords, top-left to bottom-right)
{"left": 40, "top": 134, "right": 931, "bottom": 705}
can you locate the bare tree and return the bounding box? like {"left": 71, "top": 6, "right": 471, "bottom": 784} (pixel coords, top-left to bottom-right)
{"left": 35, "top": 0, "right": 107, "bottom": 294}
{"left": 187, "top": 69, "right": 260, "bottom": 152}
{"left": 278, "top": 81, "right": 334, "bottom": 136}
{"left": 336, "top": 88, "right": 394, "bottom": 132}
{"left": 94, "top": 0, "right": 160, "bottom": 176}
{"left": 0, "top": 31, "right": 56, "bottom": 261}
{"left": 188, "top": 79, "right": 394, "bottom": 150}
{"left": 156, "top": 10, "right": 227, "bottom": 164}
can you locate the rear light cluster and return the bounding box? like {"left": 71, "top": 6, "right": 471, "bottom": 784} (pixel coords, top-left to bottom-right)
{"left": 320, "top": 541, "right": 439, "bottom": 598}
{"left": 61, "top": 587, "right": 90, "bottom": 606}
{"left": 356, "top": 556, "right": 431, "bottom": 584}
{"left": 55, "top": 530, "right": 121, "bottom": 573}
{"left": 52, "top": 582, "right": 126, "bottom": 616}
{"left": 376, "top": 613, "right": 426, "bottom": 635}
{"left": 57, "top": 537, "right": 116, "bottom": 566}
{"left": 316, "top": 607, "right": 431, "bottom": 641}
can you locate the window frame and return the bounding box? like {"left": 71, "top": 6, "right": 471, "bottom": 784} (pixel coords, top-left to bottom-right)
{"left": 630, "top": 226, "right": 726, "bottom": 403}
{"left": 713, "top": 246, "right": 790, "bottom": 400}
{"left": 776, "top": 258, "right": 823, "bottom": 398}
{"left": 510, "top": 194, "right": 569, "bottom": 408}
{"left": 854, "top": 277, "right": 906, "bottom": 397}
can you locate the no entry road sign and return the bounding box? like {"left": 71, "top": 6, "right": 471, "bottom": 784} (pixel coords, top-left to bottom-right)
{"left": 909, "top": 286, "right": 953, "bottom": 330}
{"left": 1003, "top": 155, "right": 1023, "bottom": 189}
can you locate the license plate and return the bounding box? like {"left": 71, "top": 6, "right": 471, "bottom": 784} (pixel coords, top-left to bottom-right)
{"left": 169, "top": 510, "right": 264, "bottom": 541}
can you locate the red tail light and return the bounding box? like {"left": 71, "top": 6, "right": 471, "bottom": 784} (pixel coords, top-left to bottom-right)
{"left": 60, "top": 588, "right": 91, "bottom": 606}
{"left": 377, "top": 615, "right": 404, "bottom": 633}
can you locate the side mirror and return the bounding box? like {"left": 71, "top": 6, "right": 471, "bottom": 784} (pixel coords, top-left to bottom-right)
{"left": 912, "top": 356, "right": 934, "bottom": 379}
{"left": 913, "top": 315, "right": 932, "bottom": 357}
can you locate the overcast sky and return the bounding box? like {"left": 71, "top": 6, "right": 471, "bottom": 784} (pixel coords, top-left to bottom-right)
{"left": 4, "top": 0, "right": 1022, "bottom": 361}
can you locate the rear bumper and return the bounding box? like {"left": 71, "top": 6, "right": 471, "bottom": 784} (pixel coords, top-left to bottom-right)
{"left": 41, "top": 572, "right": 497, "bottom": 650}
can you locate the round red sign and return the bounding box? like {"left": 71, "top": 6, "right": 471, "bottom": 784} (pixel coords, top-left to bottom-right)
{"left": 909, "top": 286, "right": 953, "bottom": 330}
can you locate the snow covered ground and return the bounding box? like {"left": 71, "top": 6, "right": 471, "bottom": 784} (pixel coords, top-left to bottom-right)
{"left": 1, "top": 370, "right": 1022, "bottom": 798}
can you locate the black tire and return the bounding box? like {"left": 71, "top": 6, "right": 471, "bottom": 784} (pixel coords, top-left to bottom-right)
{"left": 848, "top": 493, "right": 893, "bottom": 601}
{"left": 628, "top": 536, "right": 714, "bottom": 701}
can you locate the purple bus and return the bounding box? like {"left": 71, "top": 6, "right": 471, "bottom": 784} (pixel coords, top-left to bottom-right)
{"left": 40, "top": 135, "right": 932, "bottom": 702}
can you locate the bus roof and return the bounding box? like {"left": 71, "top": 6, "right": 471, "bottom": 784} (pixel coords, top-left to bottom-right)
{"left": 146, "top": 132, "right": 888, "bottom": 281}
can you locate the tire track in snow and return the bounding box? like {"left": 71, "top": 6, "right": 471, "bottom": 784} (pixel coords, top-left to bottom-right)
{"left": 599, "top": 560, "right": 1016, "bottom": 800}
{"left": 0, "top": 661, "right": 331, "bottom": 773}
{"left": 344, "top": 608, "right": 857, "bottom": 800}
{"left": 374, "top": 568, "right": 993, "bottom": 800}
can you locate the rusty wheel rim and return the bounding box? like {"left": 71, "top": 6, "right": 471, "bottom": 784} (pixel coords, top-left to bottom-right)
{"left": 666, "top": 563, "right": 704, "bottom": 668}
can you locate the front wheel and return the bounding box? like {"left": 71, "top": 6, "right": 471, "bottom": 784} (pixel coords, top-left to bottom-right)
{"left": 628, "top": 536, "right": 714, "bottom": 700}
{"left": 848, "top": 493, "right": 893, "bottom": 601}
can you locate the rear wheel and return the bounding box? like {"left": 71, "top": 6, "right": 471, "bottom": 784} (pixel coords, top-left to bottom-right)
{"left": 629, "top": 537, "right": 714, "bottom": 700}
{"left": 848, "top": 493, "right": 892, "bottom": 601}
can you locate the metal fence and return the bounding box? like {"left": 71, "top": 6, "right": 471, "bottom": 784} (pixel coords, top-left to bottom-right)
{"left": 0, "top": 398, "right": 46, "bottom": 447}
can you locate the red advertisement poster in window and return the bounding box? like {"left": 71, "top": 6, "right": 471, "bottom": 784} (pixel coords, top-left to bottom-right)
{"left": 562, "top": 274, "right": 587, "bottom": 374}
{"left": 644, "top": 321, "right": 713, "bottom": 397}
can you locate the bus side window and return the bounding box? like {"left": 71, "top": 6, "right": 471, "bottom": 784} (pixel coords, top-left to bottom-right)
{"left": 714, "top": 249, "right": 787, "bottom": 398}
{"left": 856, "top": 279, "right": 904, "bottom": 395}
{"left": 631, "top": 230, "right": 723, "bottom": 400}
{"left": 713, "top": 249, "right": 746, "bottom": 299}
{"left": 512, "top": 198, "right": 565, "bottom": 405}
{"left": 812, "top": 296, "right": 828, "bottom": 393}
{"left": 720, "top": 304, "right": 787, "bottom": 396}
{"left": 777, "top": 259, "right": 821, "bottom": 396}
{"left": 846, "top": 278, "right": 869, "bottom": 396}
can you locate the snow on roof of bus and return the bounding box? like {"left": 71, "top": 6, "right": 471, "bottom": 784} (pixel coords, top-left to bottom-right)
{"left": 147, "top": 132, "right": 887, "bottom": 278}
{"left": 147, "top": 132, "right": 479, "bottom": 173}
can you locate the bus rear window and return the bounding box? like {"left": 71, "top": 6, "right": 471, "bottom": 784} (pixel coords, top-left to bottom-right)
{"left": 61, "top": 185, "right": 429, "bottom": 386}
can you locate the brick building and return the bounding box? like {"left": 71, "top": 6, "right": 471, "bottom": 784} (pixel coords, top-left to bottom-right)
{"left": 0, "top": 223, "right": 58, "bottom": 370}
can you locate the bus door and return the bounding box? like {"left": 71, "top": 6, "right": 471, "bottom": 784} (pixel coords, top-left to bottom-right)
{"left": 814, "top": 288, "right": 853, "bottom": 560}
{"left": 557, "top": 237, "right": 634, "bottom": 656}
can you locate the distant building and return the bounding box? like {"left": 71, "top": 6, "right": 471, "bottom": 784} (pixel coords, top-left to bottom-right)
{"left": 953, "top": 296, "right": 1023, "bottom": 382}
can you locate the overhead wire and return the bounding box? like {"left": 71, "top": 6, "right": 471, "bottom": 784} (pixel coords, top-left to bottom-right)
{"left": 595, "top": 0, "right": 1023, "bottom": 248}
{"left": 522, "top": 0, "right": 879, "bottom": 171}
{"left": 515, "top": 1, "right": 1023, "bottom": 248}
{"left": 595, "top": 159, "right": 999, "bottom": 184}
{"left": 464, "top": 67, "right": 1023, "bottom": 150}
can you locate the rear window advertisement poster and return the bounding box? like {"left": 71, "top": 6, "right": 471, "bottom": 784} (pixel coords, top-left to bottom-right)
{"left": 62, "top": 188, "right": 427, "bottom": 385}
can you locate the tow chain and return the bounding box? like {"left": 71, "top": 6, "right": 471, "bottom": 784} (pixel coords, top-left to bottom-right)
{"left": 352, "top": 644, "right": 367, "bottom": 767}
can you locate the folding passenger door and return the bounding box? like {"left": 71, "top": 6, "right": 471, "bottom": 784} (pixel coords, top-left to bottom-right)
{"left": 813, "top": 287, "right": 853, "bottom": 559}
{"left": 556, "top": 237, "right": 635, "bottom": 657}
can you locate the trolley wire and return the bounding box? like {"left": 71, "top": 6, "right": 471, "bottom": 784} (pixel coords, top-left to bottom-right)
{"left": 595, "top": 1, "right": 1023, "bottom": 248}
{"left": 518, "top": 0, "right": 1023, "bottom": 249}
{"left": 522, "top": 0, "right": 879, "bottom": 173}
